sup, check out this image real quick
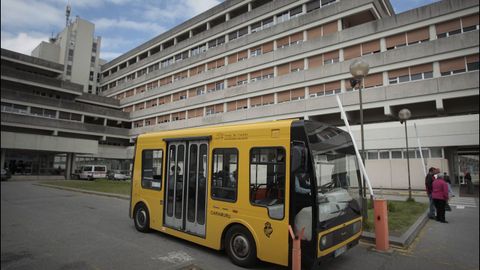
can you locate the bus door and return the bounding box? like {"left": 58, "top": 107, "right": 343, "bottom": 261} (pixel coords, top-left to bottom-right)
{"left": 185, "top": 141, "right": 208, "bottom": 236}
{"left": 164, "top": 140, "right": 208, "bottom": 237}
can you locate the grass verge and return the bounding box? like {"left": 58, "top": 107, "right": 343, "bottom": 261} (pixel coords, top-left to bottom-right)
{"left": 41, "top": 179, "right": 131, "bottom": 196}
{"left": 365, "top": 200, "right": 428, "bottom": 236}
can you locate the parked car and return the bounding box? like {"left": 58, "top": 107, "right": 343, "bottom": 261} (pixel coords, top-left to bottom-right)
{"left": 79, "top": 165, "right": 107, "bottom": 180}
{"left": 1, "top": 168, "right": 12, "bottom": 181}
{"left": 107, "top": 170, "right": 130, "bottom": 181}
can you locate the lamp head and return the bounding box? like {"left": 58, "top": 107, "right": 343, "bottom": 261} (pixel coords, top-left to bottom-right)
{"left": 398, "top": 108, "right": 411, "bottom": 122}
{"left": 349, "top": 59, "right": 370, "bottom": 78}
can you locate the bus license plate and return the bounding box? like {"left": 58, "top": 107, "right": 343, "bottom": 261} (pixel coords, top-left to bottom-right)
{"left": 334, "top": 246, "right": 347, "bottom": 257}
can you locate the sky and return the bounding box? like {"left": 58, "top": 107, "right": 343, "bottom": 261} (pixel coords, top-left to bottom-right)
{"left": 1, "top": 0, "right": 439, "bottom": 62}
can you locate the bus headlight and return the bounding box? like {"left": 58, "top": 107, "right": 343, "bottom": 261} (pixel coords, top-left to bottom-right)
{"left": 352, "top": 221, "right": 362, "bottom": 234}
{"left": 319, "top": 234, "right": 332, "bottom": 250}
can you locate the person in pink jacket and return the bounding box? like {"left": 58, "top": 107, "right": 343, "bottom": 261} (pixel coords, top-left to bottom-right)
{"left": 432, "top": 174, "right": 449, "bottom": 223}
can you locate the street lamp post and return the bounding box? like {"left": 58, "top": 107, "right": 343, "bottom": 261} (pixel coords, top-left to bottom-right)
{"left": 398, "top": 108, "right": 413, "bottom": 201}
{"left": 349, "top": 59, "right": 369, "bottom": 223}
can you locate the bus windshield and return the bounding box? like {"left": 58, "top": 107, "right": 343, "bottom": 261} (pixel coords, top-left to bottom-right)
{"left": 304, "top": 123, "right": 362, "bottom": 224}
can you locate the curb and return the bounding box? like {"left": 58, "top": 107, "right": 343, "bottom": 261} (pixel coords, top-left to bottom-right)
{"left": 361, "top": 209, "right": 429, "bottom": 248}
{"left": 34, "top": 183, "right": 130, "bottom": 200}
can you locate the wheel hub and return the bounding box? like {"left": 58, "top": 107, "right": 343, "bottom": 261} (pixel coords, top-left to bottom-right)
{"left": 232, "top": 234, "right": 249, "bottom": 258}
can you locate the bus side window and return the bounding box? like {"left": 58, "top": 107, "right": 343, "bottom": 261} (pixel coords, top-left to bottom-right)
{"left": 250, "top": 147, "right": 285, "bottom": 220}
{"left": 142, "top": 149, "right": 163, "bottom": 189}
{"left": 211, "top": 148, "right": 238, "bottom": 202}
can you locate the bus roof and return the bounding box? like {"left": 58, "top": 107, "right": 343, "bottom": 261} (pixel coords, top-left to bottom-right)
{"left": 137, "top": 119, "right": 296, "bottom": 141}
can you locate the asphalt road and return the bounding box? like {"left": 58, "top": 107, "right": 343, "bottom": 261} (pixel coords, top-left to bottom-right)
{"left": 1, "top": 182, "right": 478, "bottom": 270}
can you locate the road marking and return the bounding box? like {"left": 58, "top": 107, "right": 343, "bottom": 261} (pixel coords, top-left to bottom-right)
{"left": 152, "top": 251, "right": 193, "bottom": 264}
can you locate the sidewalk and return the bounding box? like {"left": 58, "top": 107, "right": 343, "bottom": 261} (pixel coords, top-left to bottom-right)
{"left": 389, "top": 195, "right": 479, "bottom": 270}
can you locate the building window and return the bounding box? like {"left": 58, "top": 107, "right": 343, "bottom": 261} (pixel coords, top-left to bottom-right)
{"left": 211, "top": 149, "right": 238, "bottom": 202}
{"left": 142, "top": 150, "right": 163, "bottom": 190}
{"left": 249, "top": 147, "right": 285, "bottom": 220}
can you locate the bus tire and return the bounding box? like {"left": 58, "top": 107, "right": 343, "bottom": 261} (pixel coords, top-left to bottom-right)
{"left": 134, "top": 203, "right": 150, "bottom": 233}
{"left": 225, "top": 225, "right": 257, "bottom": 267}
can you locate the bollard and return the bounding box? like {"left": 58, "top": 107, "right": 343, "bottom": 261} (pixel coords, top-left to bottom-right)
{"left": 288, "top": 225, "right": 304, "bottom": 270}
{"left": 373, "top": 198, "right": 389, "bottom": 251}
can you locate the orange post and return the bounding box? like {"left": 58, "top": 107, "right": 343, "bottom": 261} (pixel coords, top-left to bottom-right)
{"left": 373, "top": 198, "right": 389, "bottom": 251}
{"left": 288, "top": 225, "right": 304, "bottom": 270}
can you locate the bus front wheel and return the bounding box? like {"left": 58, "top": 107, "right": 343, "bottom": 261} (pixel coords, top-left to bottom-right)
{"left": 134, "top": 203, "right": 150, "bottom": 233}
{"left": 225, "top": 225, "right": 257, "bottom": 267}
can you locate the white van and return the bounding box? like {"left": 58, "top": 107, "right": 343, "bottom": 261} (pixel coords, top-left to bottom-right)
{"left": 79, "top": 165, "right": 107, "bottom": 180}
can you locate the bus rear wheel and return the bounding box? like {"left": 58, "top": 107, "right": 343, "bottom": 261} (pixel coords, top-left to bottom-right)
{"left": 134, "top": 203, "right": 150, "bottom": 233}
{"left": 225, "top": 225, "right": 257, "bottom": 267}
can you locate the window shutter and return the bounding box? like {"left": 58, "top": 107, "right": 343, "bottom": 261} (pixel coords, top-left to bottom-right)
{"left": 322, "top": 21, "right": 338, "bottom": 35}
{"left": 388, "top": 68, "right": 409, "bottom": 78}
{"left": 308, "top": 55, "right": 323, "bottom": 69}
{"left": 436, "top": 19, "right": 461, "bottom": 34}
{"left": 386, "top": 33, "right": 406, "bottom": 48}
{"left": 439, "top": 57, "right": 465, "bottom": 73}
{"left": 307, "top": 26, "right": 322, "bottom": 40}
{"left": 410, "top": 63, "right": 432, "bottom": 74}
{"left": 344, "top": 45, "right": 361, "bottom": 60}
{"left": 364, "top": 73, "right": 383, "bottom": 87}
{"left": 406, "top": 27, "right": 429, "bottom": 43}
{"left": 277, "top": 63, "right": 290, "bottom": 75}
{"left": 277, "top": 91, "right": 290, "bottom": 103}
{"left": 362, "top": 40, "right": 381, "bottom": 54}
{"left": 462, "top": 14, "right": 479, "bottom": 28}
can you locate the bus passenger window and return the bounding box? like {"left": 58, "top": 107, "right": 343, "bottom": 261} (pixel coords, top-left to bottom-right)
{"left": 250, "top": 147, "right": 285, "bottom": 219}
{"left": 211, "top": 149, "right": 238, "bottom": 202}
{"left": 142, "top": 149, "right": 163, "bottom": 189}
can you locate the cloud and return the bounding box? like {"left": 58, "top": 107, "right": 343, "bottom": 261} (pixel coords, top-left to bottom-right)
{"left": 93, "top": 18, "right": 166, "bottom": 34}
{"left": 0, "top": 0, "right": 64, "bottom": 31}
{"left": 100, "top": 51, "right": 122, "bottom": 61}
{"left": 1, "top": 31, "right": 49, "bottom": 55}
{"left": 143, "top": 0, "right": 221, "bottom": 22}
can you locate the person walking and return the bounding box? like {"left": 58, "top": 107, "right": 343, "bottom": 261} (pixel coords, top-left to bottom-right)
{"left": 425, "top": 167, "right": 437, "bottom": 219}
{"left": 465, "top": 171, "right": 473, "bottom": 194}
{"left": 432, "top": 173, "right": 449, "bottom": 223}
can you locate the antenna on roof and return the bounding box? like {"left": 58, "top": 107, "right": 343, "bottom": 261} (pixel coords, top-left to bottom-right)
{"left": 65, "top": 2, "right": 71, "bottom": 27}
{"left": 49, "top": 31, "right": 56, "bottom": 43}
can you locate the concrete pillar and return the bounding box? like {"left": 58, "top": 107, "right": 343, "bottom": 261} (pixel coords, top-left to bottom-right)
{"left": 340, "top": 80, "right": 346, "bottom": 92}
{"left": 103, "top": 118, "right": 107, "bottom": 126}
{"left": 433, "top": 62, "right": 441, "bottom": 77}
{"left": 248, "top": 3, "right": 252, "bottom": 11}
{"left": 384, "top": 105, "right": 393, "bottom": 117}
{"left": 189, "top": 30, "right": 193, "bottom": 38}
{"left": 206, "top": 22, "right": 210, "bottom": 30}
{"left": 380, "top": 38, "right": 387, "bottom": 52}
{"left": 337, "top": 19, "right": 342, "bottom": 31}
{"left": 382, "top": 71, "right": 389, "bottom": 85}
{"left": 429, "top": 24, "right": 437, "bottom": 41}
{"left": 1, "top": 149, "right": 5, "bottom": 169}
{"left": 65, "top": 153, "right": 73, "bottom": 180}
{"left": 304, "top": 87, "right": 309, "bottom": 99}
{"left": 225, "top": 13, "right": 230, "bottom": 21}
{"left": 81, "top": 115, "right": 85, "bottom": 122}
{"left": 302, "top": 3, "right": 307, "bottom": 14}
{"left": 174, "top": 37, "right": 177, "bottom": 45}
{"left": 52, "top": 130, "right": 58, "bottom": 136}
{"left": 274, "top": 66, "right": 278, "bottom": 77}
{"left": 339, "top": 48, "right": 344, "bottom": 62}
{"left": 436, "top": 98, "right": 445, "bottom": 113}
{"left": 304, "top": 58, "right": 309, "bottom": 70}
